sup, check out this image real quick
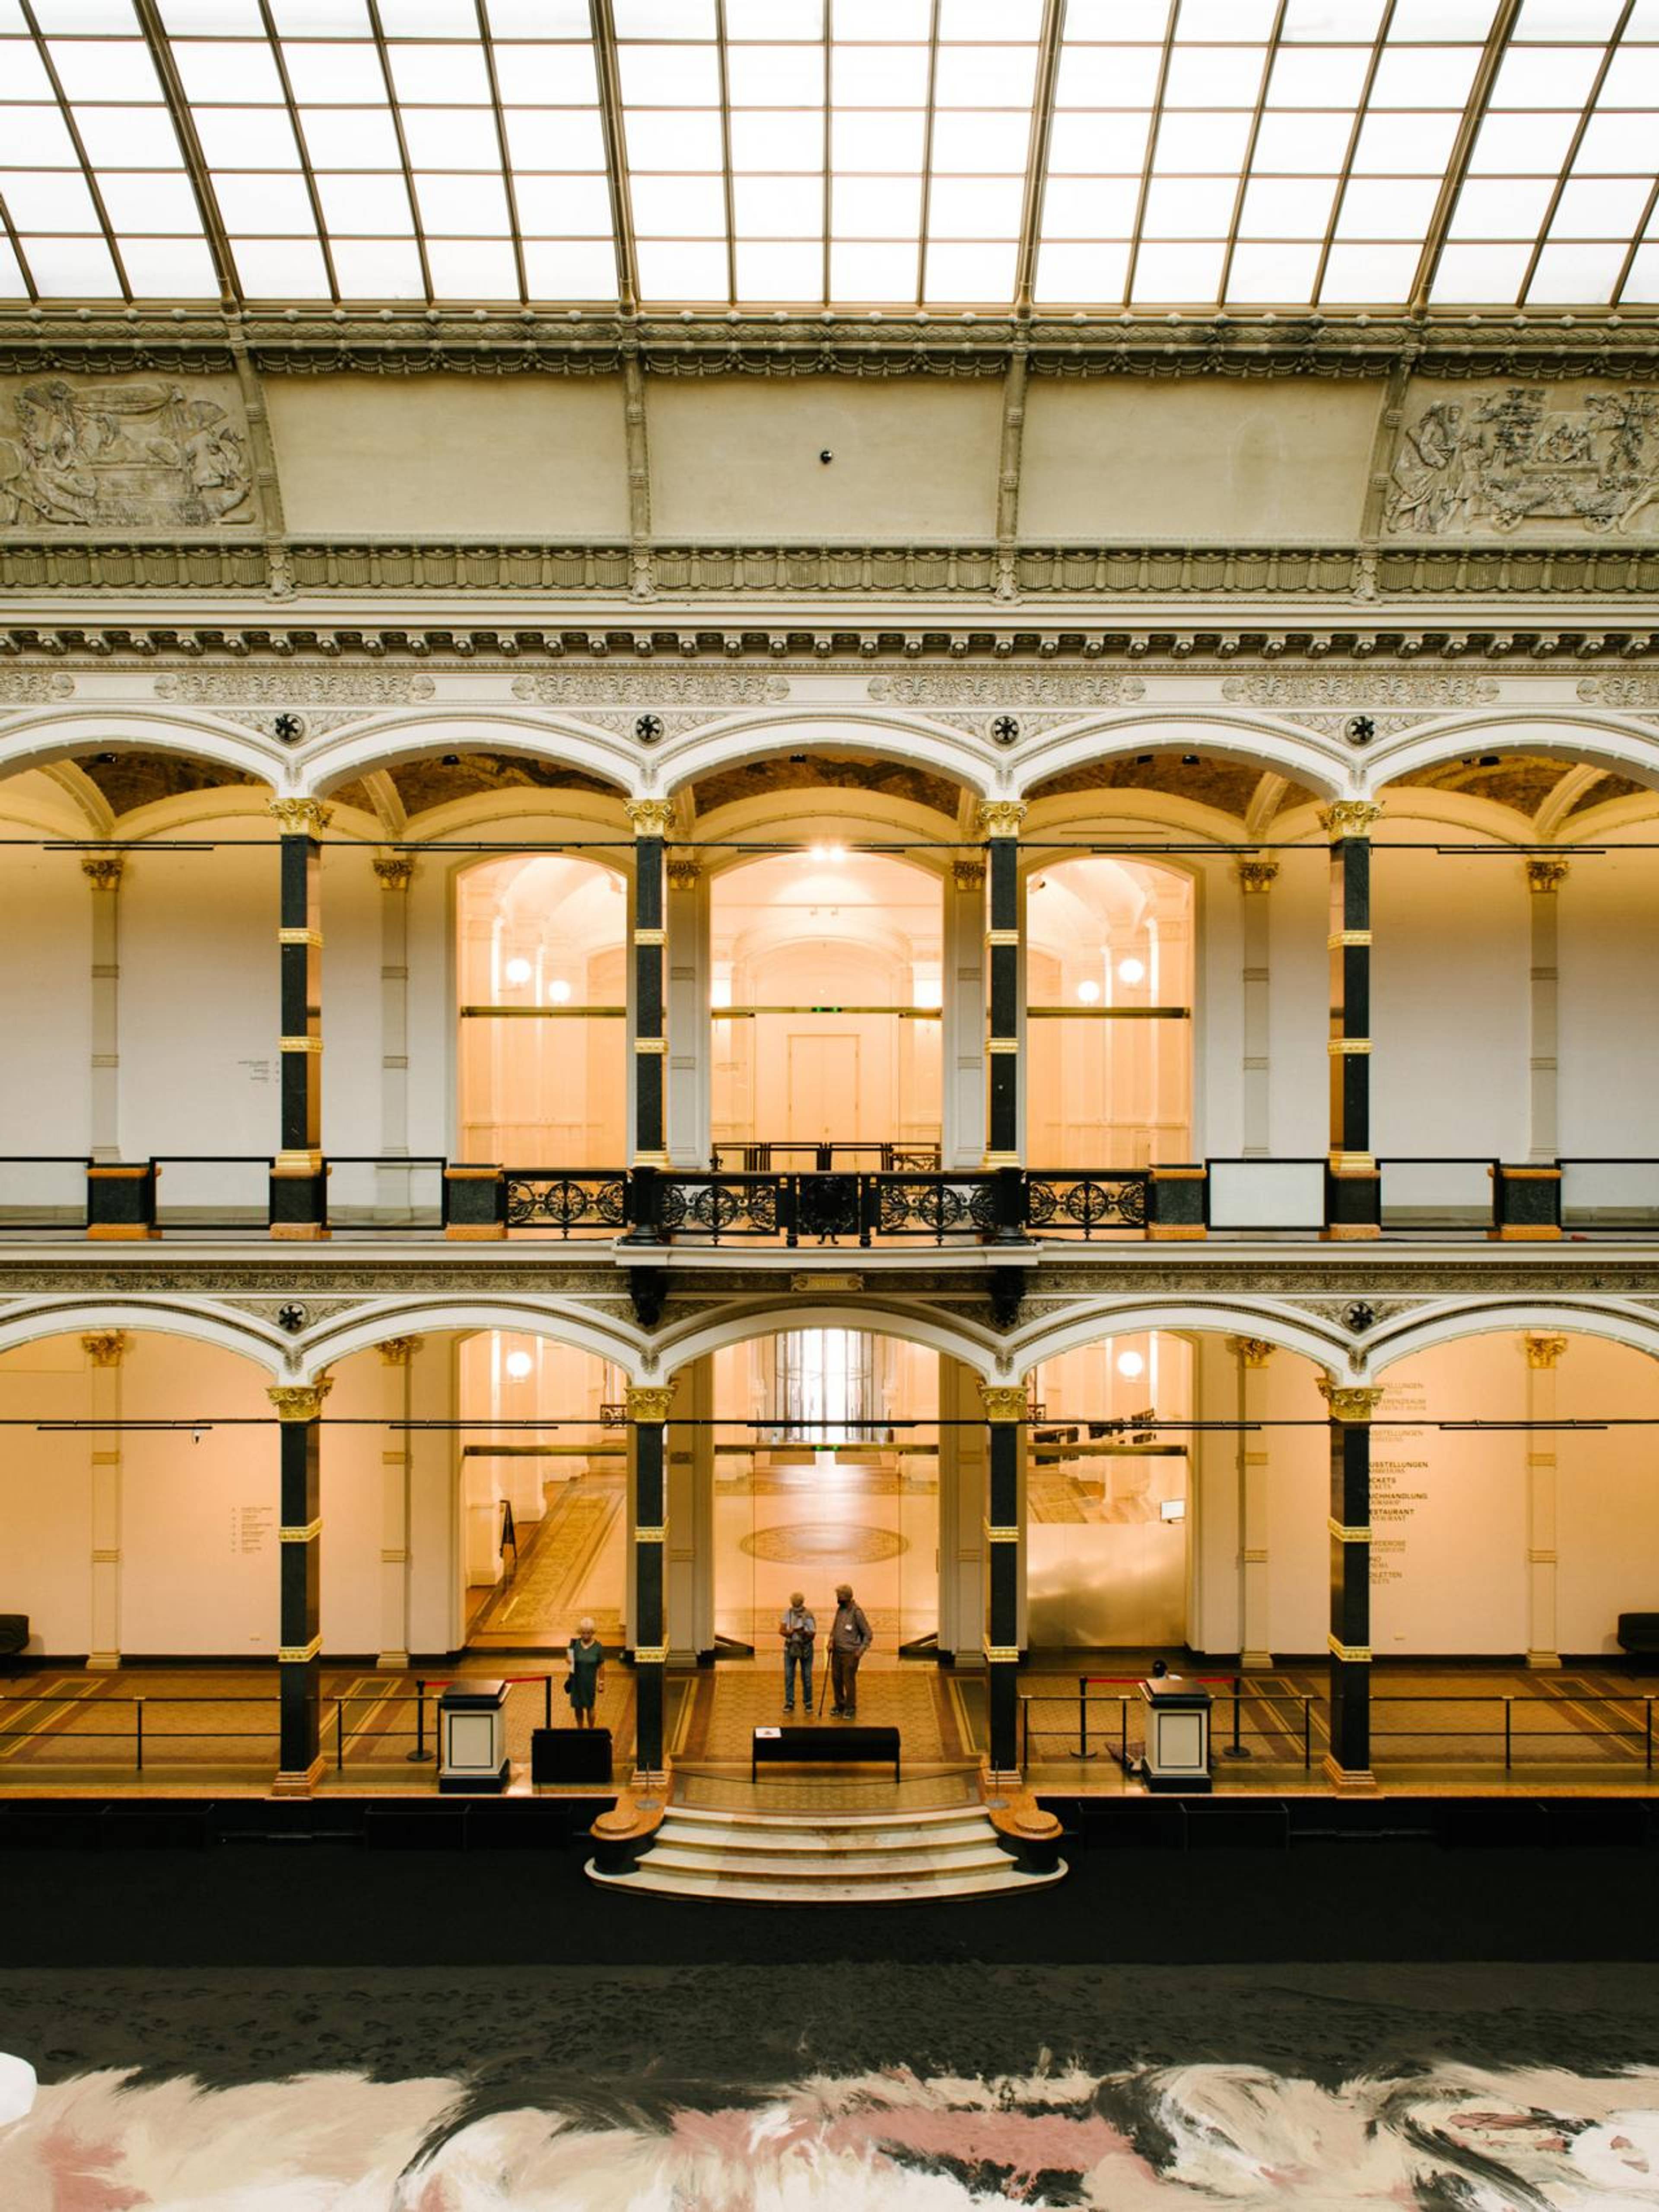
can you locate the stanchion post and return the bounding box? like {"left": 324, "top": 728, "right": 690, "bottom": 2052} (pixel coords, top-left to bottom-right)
{"left": 1077, "top": 1673, "right": 1087, "bottom": 1760}
{"left": 1119, "top": 1696, "right": 1128, "bottom": 1771}
{"left": 407, "top": 1676, "right": 431, "bottom": 1764}
{"left": 1647, "top": 1697, "right": 1653, "bottom": 1771}
{"left": 337, "top": 1696, "right": 345, "bottom": 1771}
{"left": 544, "top": 1675, "right": 552, "bottom": 1730}
{"left": 1222, "top": 1675, "right": 1251, "bottom": 1760}
{"left": 1303, "top": 1695, "right": 1312, "bottom": 1769}
{"left": 135, "top": 1693, "right": 144, "bottom": 1774}
{"left": 1504, "top": 1694, "right": 1512, "bottom": 1772}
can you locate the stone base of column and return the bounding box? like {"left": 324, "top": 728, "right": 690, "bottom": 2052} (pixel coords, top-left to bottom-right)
{"left": 984, "top": 1768, "right": 1023, "bottom": 1793}
{"left": 270, "top": 1161, "right": 330, "bottom": 1241}
{"left": 270, "top": 1222, "right": 331, "bottom": 1242}
{"left": 1488, "top": 1225, "right": 1563, "bottom": 1241}
{"left": 1322, "top": 1161, "right": 1381, "bottom": 1241}
{"left": 272, "top": 1755, "right": 326, "bottom": 1797}
{"left": 1526, "top": 1649, "right": 1562, "bottom": 1669}
{"left": 630, "top": 1767, "right": 669, "bottom": 1798}
{"left": 1320, "top": 1754, "right": 1378, "bottom": 1791}
{"left": 1241, "top": 1649, "right": 1274, "bottom": 1671}
{"left": 86, "top": 1650, "right": 121, "bottom": 1672}
{"left": 377, "top": 1650, "right": 410, "bottom": 1671}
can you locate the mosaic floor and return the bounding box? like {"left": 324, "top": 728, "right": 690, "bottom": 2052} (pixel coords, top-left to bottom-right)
{"left": 2, "top": 1962, "right": 1658, "bottom": 2206}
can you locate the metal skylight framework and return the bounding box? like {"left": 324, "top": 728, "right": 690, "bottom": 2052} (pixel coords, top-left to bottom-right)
{"left": 0, "top": 0, "right": 1654, "bottom": 313}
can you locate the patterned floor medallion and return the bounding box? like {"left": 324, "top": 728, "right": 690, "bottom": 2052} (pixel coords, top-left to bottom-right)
{"left": 739, "top": 1521, "right": 907, "bottom": 1564}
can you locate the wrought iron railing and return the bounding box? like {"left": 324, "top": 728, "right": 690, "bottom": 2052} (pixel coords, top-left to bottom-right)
{"left": 502, "top": 1170, "right": 629, "bottom": 1236}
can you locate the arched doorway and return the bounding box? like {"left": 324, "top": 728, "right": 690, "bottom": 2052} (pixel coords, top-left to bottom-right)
{"left": 457, "top": 1329, "right": 629, "bottom": 1652}
{"left": 456, "top": 854, "right": 627, "bottom": 1166}
{"left": 1026, "top": 856, "right": 1194, "bottom": 1168}
{"left": 712, "top": 1328, "right": 940, "bottom": 1655}
{"left": 710, "top": 851, "right": 943, "bottom": 1162}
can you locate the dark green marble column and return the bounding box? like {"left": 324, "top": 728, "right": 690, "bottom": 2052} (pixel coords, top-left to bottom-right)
{"left": 980, "top": 800, "right": 1026, "bottom": 1167}
{"left": 270, "top": 1375, "right": 330, "bottom": 1794}
{"left": 1321, "top": 800, "right": 1381, "bottom": 1239}
{"left": 627, "top": 1381, "right": 674, "bottom": 1778}
{"left": 1320, "top": 1379, "right": 1381, "bottom": 1787}
{"left": 270, "top": 797, "right": 330, "bottom": 1239}
{"left": 628, "top": 799, "right": 673, "bottom": 1169}
{"left": 980, "top": 1380, "right": 1027, "bottom": 1775}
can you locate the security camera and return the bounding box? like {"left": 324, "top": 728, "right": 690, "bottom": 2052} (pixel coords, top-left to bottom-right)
{"left": 819, "top": 449, "right": 833, "bottom": 464}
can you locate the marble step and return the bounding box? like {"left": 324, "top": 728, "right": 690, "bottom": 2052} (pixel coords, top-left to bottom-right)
{"left": 665, "top": 1803, "right": 984, "bottom": 1833}
{"left": 655, "top": 1815, "right": 992, "bottom": 1855}
{"left": 586, "top": 1860, "right": 1068, "bottom": 1906}
{"left": 645, "top": 1840, "right": 1014, "bottom": 1881}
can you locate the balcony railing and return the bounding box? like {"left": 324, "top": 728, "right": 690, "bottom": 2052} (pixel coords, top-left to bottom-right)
{"left": 0, "top": 1153, "right": 1653, "bottom": 1244}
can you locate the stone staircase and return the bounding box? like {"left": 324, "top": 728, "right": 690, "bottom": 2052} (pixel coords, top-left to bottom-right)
{"left": 585, "top": 1800, "right": 1066, "bottom": 1904}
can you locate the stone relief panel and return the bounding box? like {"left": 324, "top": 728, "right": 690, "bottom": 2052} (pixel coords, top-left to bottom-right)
{"left": 0, "top": 672, "right": 76, "bottom": 701}
{"left": 1222, "top": 673, "right": 1500, "bottom": 708}
{"left": 867, "top": 671, "right": 1146, "bottom": 707}
{"left": 154, "top": 671, "right": 437, "bottom": 705}
{"left": 512, "top": 672, "right": 790, "bottom": 706}
{"left": 1386, "top": 384, "right": 1659, "bottom": 536}
{"left": 0, "top": 375, "right": 257, "bottom": 531}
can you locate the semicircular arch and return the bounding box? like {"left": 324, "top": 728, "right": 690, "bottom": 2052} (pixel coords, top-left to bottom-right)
{"left": 297, "top": 1298, "right": 648, "bottom": 1381}
{"left": 0, "top": 709, "right": 283, "bottom": 791}
{"left": 1364, "top": 1298, "right": 1659, "bottom": 1377}
{"left": 1012, "top": 715, "right": 1350, "bottom": 804}
{"left": 656, "top": 1298, "right": 1000, "bottom": 1383}
{"left": 656, "top": 714, "right": 994, "bottom": 803}
{"left": 0, "top": 1298, "right": 289, "bottom": 1376}
{"left": 300, "top": 714, "right": 638, "bottom": 800}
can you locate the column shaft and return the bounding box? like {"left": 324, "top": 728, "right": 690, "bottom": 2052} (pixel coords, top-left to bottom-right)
{"left": 981, "top": 802, "right": 1026, "bottom": 1166}
{"left": 1236, "top": 857, "right": 1277, "bottom": 1158}
{"left": 270, "top": 799, "right": 331, "bottom": 1238}
{"left": 1228, "top": 1336, "right": 1273, "bottom": 1668}
{"left": 627, "top": 1381, "right": 674, "bottom": 1777}
{"left": 1321, "top": 1381, "right": 1380, "bottom": 1786}
{"left": 373, "top": 856, "right": 415, "bottom": 1216}
{"left": 84, "top": 856, "right": 124, "bottom": 1162}
{"left": 942, "top": 860, "right": 987, "bottom": 1169}
{"left": 628, "top": 800, "right": 673, "bottom": 1168}
{"left": 980, "top": 1381, "right": 1027, "bottom": 1774}
{"left": 667, "top": 1355, "right": 714, "bottom": 1664}
{"left": 1527, "top": 860, "right": 1566, "bottom": 1163}
{"left": 84, "top": 1330, "right": 130, "bottom": 1671}
{"left": 1321, "top": 802, "right": 1381, "bottom": 1238}
{"left": 378, "top": 1336, "right": 422, "bottom": 1669}
{"left": 665, "top": 858, "right": 710, "bottom": 1168}
{"left": 270, "top": 1377, "right": 331, "bottom": 1793}
{"left": 1525, "top": 1336, "right": 1565, "bottom": 1668}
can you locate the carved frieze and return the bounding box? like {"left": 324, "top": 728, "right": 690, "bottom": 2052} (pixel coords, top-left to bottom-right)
{"left": 0, "top": 375, "right": 255, "bottom": 531}
{"left": 1386, "top": 386, "right": 1659, "bottom": 536}
{"left": 1578, "top": 675, "right": 1659, "bottom": 707}
{"left": 155, "top": 671, "right": 437, "bottom": 705}
{"left": 512, "top": 672, "right": 789, "bottom": 707}
{"left": 0, "top": 671, "right": 76, "bottom": 701}
{"left": 868, "top": 672, "right": 1146, "bottom": 708}
{"left": 1222, "top": 673, "right": 1500, "bottom": 708}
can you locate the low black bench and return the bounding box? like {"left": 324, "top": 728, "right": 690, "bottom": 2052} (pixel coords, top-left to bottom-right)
{"left": 751, "top": 1724, "right": 900, "bottom": 1784}
{"left": 1617, "top": 1612, "right": 1659, "bottom": 1663}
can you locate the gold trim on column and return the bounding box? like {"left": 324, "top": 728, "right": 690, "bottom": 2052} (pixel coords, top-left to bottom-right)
{"left": 985, "top": 1037, "right": 1019, "bottom": 1054}
{"left": 1235, "top": 856, "right": 1279, "bottom": 893}
{"left": 278, "top": 927, "right": 324, "bottom": 947}
{"left": 982, "top": 1150, "right": 1020, "bottom": 1167}
{"left": 953, "top": 858, "right": 986, "bottom": 892}
{"left": 267, "top": 1377, "right": 333, "bottom": 1423}
{"left": 1227, "top": 1336, "right": 1274, "bottom": 1367}
{"left": 280, "top": 1518, "right": 323, "bottom": 1543}
{"left": 624, "top": 1384, "right": 677, "bottom": 1423}
{"left": 1526, "top": 857, "right": 1570, "bottom": 893}
{"left": 632, "top": 1644, "right": 669, "bottom": 1664}
{"left": 274, "top": 1148, "right": 325, "bottom": 1175}
{"left": 633, "top": 1524, "right": 667, "bottom": 1542}
{"left": 666, "top": 857, "right": 702, "bottom": 891}
{"left": 1327, "top": 1634, "right": 1372, "bottom": 1662}
{"left": 372, "top": 854, "right": 416, "bottom": 891}
{"left": 378, "top": 1336, "right": 425, "bottom": 1366}
{"left": 632, "top": 926, "right": 666, "bottom": 946}
{"left": 626, "top": 798, "right": 675, "bottom": 839}
{"left": 977, "top": 800, "right": 1027, "bottom": 838}
{"left": 1525, "top": 1335, "right": 1569, "bottom": 1368}
{"left": 633, "top": 1037, "right": 668, "bottom": 1054}
{"left": 81, "top": 855, "right": 125, "bottom": 891}
{"left": 268, "top": 797, "right": 334, "bottom": 836}
{"left": 280, "top": 1036, "right": 324, "bottom": 1054}
{"left": 1327, "top": 1038, "right": 1372, "bottom": 1055}
{"left": 1318, "top": 800, "right": 1382, "bottom": 841}
{"left": 81, "top": 1330, "right": 132, "bottom": 1368}
{"left": 978, "top": 1383, "right": 1029, "bottom": 1423}
{"left": 1328, "top": 1519, "right": 1371, "bottom": 1543}
{"left": 984, "top": 1524, "right": 1020, "bottom": 1542}
{"left": 1328, "top": 1151, "right": 1377, "bottom": 1173}
{"left": 985, "top": 928, "right": 1020, "bottom": 947}
{"left": 1326, "top": 930, "right": 1372, "bottom": 949}
{"left": 278, "top": 1635, "right": 323, "bottom": 1663}
{"left": 983, "top": 1643, "right": 1020, "bottom": 1663}
{"left": 1317, "top": 1381, "right": 1383, "bottom": 1422}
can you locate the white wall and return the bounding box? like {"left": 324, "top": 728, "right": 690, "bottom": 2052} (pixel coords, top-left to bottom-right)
{"left": 0, "top": 1338, "right": 93, "bottom": 1654}
{"left": 0, "top": 847, "right": 90, "bottom": 1156}
{"left": 1263, "top": 846, "right": 1328, "bottom": 1160}
{"left": 1558, "top": 835, "right": 1659, "bottom": 1157}
{"left": 1554, "top": 1335, "right": 1659, "bottom": 1655}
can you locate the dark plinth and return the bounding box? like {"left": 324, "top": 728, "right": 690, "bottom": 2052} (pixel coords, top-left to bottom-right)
{"left": 0, "top": 1613, "right": 29, "bottom": 1658}
{"left": 531, "top": 1727, "right": 613, "bottom": 1784}
{"left": 752, "top": 1724, "right": 900, "bottom": 1783}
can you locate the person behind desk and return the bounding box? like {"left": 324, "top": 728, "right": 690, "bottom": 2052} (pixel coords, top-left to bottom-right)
{"left": 566, "top": 1616, "right": 606, "bottom": 1730}
{"left": 779, "top": 1590, "right": 816, "bottom": 1715}
{"left": 829, "top": 1583, "right": 872, "bottom": 1719}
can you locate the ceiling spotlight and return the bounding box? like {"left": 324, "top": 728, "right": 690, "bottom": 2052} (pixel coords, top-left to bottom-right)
{"left": 94, "top": 751, "right": 118, "bottom": 765}
{"left": 439, "top": 753, "right": 461, "bottom": 768}
{"left": 505, "top": 1349, "right": 533, "bottom": 1380}
{"left": 1116, "top": 1350, "right": 1145, "bottom": 1379}
{"left": 503, "top": 956, "right": 533, "bottom": 985}
{"left": 1077, "top": 977, "right": 1102, "bottom": 1003}
{"left": 1117, "top": 956, "right": 1146, "bottom": 985}
{"left": 546, "top": 977, "right": 572, "bottom": 1004}
{"left": 809, "top": 841, "right": 845, "bottom": 863}
{"left": 1180, "top": 754, "right": 1200, "bottom": 766}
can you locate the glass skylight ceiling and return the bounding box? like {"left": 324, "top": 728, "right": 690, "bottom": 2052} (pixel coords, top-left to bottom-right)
{"left": 1, "top": 0, "right": 1656, "bottom": 311}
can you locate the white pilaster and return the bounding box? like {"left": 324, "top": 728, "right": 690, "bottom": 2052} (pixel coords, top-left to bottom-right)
{"left": 941, "top": 860, "right": 985, "bottom": 1169}
{"left": 667, "top": 1353, "right": 714, "bottom": 1663}
{"left": 1526, "top": 860, "right": 1565, "bottom": 1163}
{"left": 1525, "top": 1333, "right": 1564, "bottom": 1668}
{"left": 373, "top": 855, "right": 415, "bottom": 1213}
{"left": 937, "top": 1354, "right": 989, "bottom": 1663}
{"left": 667, "top": 859, "right": 711, "bottom": 1167}
{"left": 1229, "top": 1336, "right": 1275, "bottom": 1667}
{"left": 377, "top": 1335, "right": 422, "bottom": 1670}
{"left": 84, "top": 856, "right": 124, "bottom": 1162}
{"left": 83, "top": 1330, "right": 130, "bottom": 1670}
{"left": 1236, "top": 856, "right": 1277, "bottom": 1159}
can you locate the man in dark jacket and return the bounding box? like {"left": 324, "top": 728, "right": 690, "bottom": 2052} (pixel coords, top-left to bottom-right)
{"left": 829, "top": 1582, "right": 873, "bottom": 1718}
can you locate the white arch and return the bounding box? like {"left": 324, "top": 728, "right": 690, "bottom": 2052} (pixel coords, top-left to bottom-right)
{"left": 693, "top": 786, "right": 958, "bottom": 872}
{"left": 1363, "top": 1296, "right": 1659, "bottom": 1377}
{"left": 297, "top": 1297, "right": 649, "bottom": 1382}
{"left": 1010, "top": 1297, "right": 1347, "bottom": 1377}
{"left": 1014, "top": 714, "right": 1351, "bottom": 803}
{"left": 0, "top": 1297, "right": 288, "bottom": 1376}
{"left": 0, "top": 709, "right": 283, "bottom": 790}
{"left": 1365, "top": 714, "right": 1659, "bottom": 799}
{"left": 299, "top": 713, "right": 637, "bottom": 799}
{"left": 656, "top": 1298, "right": 1001, "bottom": 1382}
{"left": 656, "top": 713, "right": 994, "bottom": 802}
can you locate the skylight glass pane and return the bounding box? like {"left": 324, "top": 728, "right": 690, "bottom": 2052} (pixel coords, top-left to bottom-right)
{"left": 315, "top": 172, "right": 414, "bottom": 230}
{"left": 829, "top": 238, "right": 916, "bottom": 297}
{"left": 502, "top": 109, "right": 605, "bottom": 168}
{"left": 1281, "top": 0, "right": 1385, "bottom": 38}
{"left": 1388, "top": 0, "right": 1497, "bottom": 33}
{"left": 281, "top": 42, "right": 387, "bottom": 99}
{"left": 1334, "top": 177, "right": 1439, "bottom": 238}
{"left": 1622, "top": 244, "right": 1659, "bottom": 301}
{"left": 387, "top": 43, "right": 490, "bottom": 102}
{"left": 117, "top": 235, "right": 217, "bottom": 292}
{"left": 930, "top": 111, "right": 1030, "bottom": 172}
{"left": 833, "top": 175, "right": 922, "bottom": 235}
{"left": 1513, "top": 0, "right": 1623, "bottom": 33}
{"left": 298, "top": 108, "right": 403, "bottom": 166}
{"left": 1141, "top": 177, "right": 1236, "bottom": 239}
{"left": 1600, "top": 47, "right": 1659, "bottom": 103}
{"left": 45, "top": 37, "right": 162, "bottom": 99}
{"left": 941, "top": 0, "right": 1041, "bottom": 33}
{"left": 1046, "top": 112, "right": 1154, "bottom": 173}
{"left": 1529, "top": 239, "right": 1626, "bottom": 299}
{"left": 1131, "top": 240, "right": 1226, "bottom": 299}
{"left": 1151, "top": 112, "right": 1253, "bottom": 171}
{"left": 728, "top": 0, "right": 822, "bottom": 32}
{"left": 0, "top": 238, "right": 29, "bottom": 298}
{"left": 3, "top": 172, "right": 101, "bottom": 229}
{"left": 215, "top": 171, "right": 318, "bottom": 231}
{"left": 1163, "top": 48, "right": 1267, "bottom": 106}
{"left": 493, "top": 44, "right": 599, "bottom": 105}
{"left": 1575, "top": 112, "right": 1659, "bottom": 170}
{"left": 832, "top": 0, "right": 930, "bottom": 32}
{"left": 730, "top": 111, "right": 823, "bottom": 168}
{"left": 727, "top": 44, "right": 823, "bottom": 103}
{"left": 832, "top": 45, "right": 930, "bottom": 105}
{"left": 269, "top": 0, "right": 370, "bottom": 29}
{"left": 618, "top": 45, "right": 719, "bottom": 104}
{"left": 1447, "top": 177, "right": 1557, "bottom": 238}
{"left": 22, "top": 235, "right": 124, "bottom": 293}
{"left": 613, "top": 0, "right": 713, "bottom": 32}
{"left": 33, "top": 0, "right": 137, "bottom": 29}
{"left": 5, "top": 106, "right": 76, "bottom": 165}
{"left": 1181, "top": 0, "right": 1275, "bottom": 32}
{"left": 1265, "top": 48, "right": 1370, "bottom": 105}
{"left": 1043, "top": 177, "right": 1142, "bottom": 237}
{"left": 1431, "top": 241, "right": 1533, "bottom": 299}
{"left": 1319, "top": 241, "right": 1421, "bottom": 300}
{"left": 95, "top": 171, "right": 203, "bottom": 228}
{"left": 1239, "top": 175, "right": 1336, "bottom": 236}
{"left": 733, "top": 175, "right": 821, "bottom": 236}
{"left": 1226, "top": 240, "right": 1322, "bottom": 300}
{"left": 1055, "top": 46, "right": 1163, "bottom": 106}
{"left": 73, "top": 106, "right": 185, "bottom": 165}
{"left": 482, "top": 0, "right": 589, "bottom": 22}
{"left": 0, "top": 41, "right": 55, "bottom": 97}
{"left": 734, "top": 240, "right": 820, "bottom": 298}
{"left": 424, "top": 237, "right": 517, "bottom": 291}
{"left": 928, "top": 177, "right": 1024, "bottom": 239}
{"left": 1033, "top": 238, "right": 1130, "bottom": 301}
{"left": 400, "top": 110, "right": 501, "bottom": 167}
{"left": 1551, "top": 176, "right": 1653, "bottom": 237}
{"left": 833, "top": 111, "right": 926, "bottom": 169}
{"left": 1369, "top": 47, "right": 1481, "bottom": 108}
{"left": 521, "top": 237, "right": 616, "bottom": 294}
{"left": 631, "top": 174, "right": 726, "bottom": 234}
{"left": 1489, "top": 47, "right": 1606, "bottom": 109}
{"left": 230, "top": 236, "right": 331, "bottom": 294}
{"left": 620, "top": 109, "right": 721, "bottom": 166}
{"left": 171, "top": 41, "right": 285, "bottom": 101}
{"left": 1250, "top": 111, "right": 1357, "bottom": 172}
{"left": 513, "top": 172, "right": 612, "bottom": 232}
{"left": 1467, "top": 110, "right": 1580, "bottom": 171}
{"left": 934, "top": 46, "right": 1039, "bottom": 108}
{"left": 923, "top": 240, "right": 1016, "bottom": 298}
{"left": 635, "top": 237, "right": 727, "bottom": 295}
{"left": 1351, "top": 111, "right": 1460, "bottom": 172}
{"left": 330, "top": 236, "right": 425, "bottom": 293}
{"left": 378, "top": 0, "right": 474, "bottom": 31}
{"left": 413, "top": 173, "right": 510, "bottom": 232}
{"left": 194, "top": 108, "right": 302, "bottom": 165}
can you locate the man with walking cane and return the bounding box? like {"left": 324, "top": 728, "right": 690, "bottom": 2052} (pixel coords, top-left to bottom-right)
{"left": 827, "top": 1582, "right": 873, "bottom": 1719}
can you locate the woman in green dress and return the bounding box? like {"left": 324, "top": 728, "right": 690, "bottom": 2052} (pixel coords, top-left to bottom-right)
{"left": 567, "top": 1616, "right": 606, "bottom": 1730}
